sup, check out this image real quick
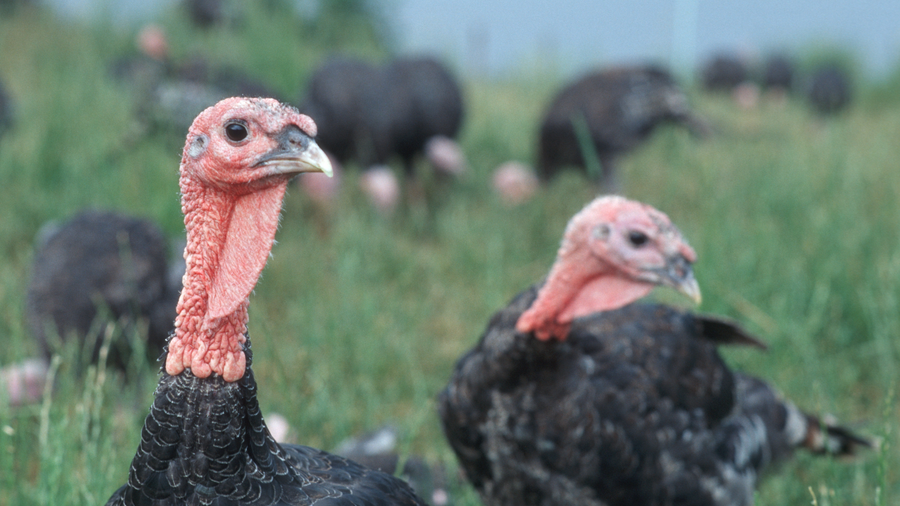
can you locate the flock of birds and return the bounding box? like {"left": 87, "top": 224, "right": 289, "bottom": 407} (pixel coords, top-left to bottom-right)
{"left": 0, "top": 13, "right": 872, "bottom": 506}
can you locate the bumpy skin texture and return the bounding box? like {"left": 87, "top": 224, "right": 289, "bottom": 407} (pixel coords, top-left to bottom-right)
{"left": 536, "top": 66, "right": 707, "bottom": 189}
{"left": 439, "top": 286, "right": 866, "bottom": 506}
{"left": 107, "top": 97, "right": 426, "bottom": 506}
{"left": 26, "top": 210, "right": 178, "bottom": 369}
{"left": 107, "top": 340, "right": 425, "bottom": 506}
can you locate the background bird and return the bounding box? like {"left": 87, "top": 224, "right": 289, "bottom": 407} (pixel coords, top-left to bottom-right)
{"left": 439, "top": 195, "right": 869, "bottom": 506}
{"left": 26, "top": 210, "right": 181, "bottom": 373}
{"left": 762, "top": 54, "right": 795, "bottom": 93}
{"left": 806, "top": 64, "right": 852, "bottom": 115}
{"left": 0, "top": 75, "right": 13, "bottom": 141}
{"left": 299, "top": 55, "right": 465, "bottom": 211}
{"left": 111, "top": 25, "right": 278, "bottom": 138}
{"left": 536, "top": 66, "right": 709, "bottom": 191}
{"left": 700, "top": 53, "right": 751, "bottom": 92}
{"left": 105, "top": 97, "right": 425, "bottom": 505}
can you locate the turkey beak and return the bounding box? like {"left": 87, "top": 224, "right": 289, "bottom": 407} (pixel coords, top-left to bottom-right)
{"left": 660, "top": 254, "right": 702, "bottom": 305}
{"left": 254, "top": 125, "right": 334, "bottom": 177}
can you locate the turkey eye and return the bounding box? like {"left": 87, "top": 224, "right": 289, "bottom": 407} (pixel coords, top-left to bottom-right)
{"left": 225, "top": 122, "right": 248, "bottom": 142}
{"left": 628, "top": 231, "right": 649, "bottom": 247}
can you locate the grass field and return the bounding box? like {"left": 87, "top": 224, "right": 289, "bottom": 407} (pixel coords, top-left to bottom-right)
{"left": 0, "top": 4, "right": 898, "bottom": 505}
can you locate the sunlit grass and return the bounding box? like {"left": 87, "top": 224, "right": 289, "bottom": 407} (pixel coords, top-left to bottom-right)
{"left": 0, "top": 5, "right": 898, "bottom": 505}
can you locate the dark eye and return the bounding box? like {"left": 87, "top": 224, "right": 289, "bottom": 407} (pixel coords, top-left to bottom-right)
{"left": 225, "top": 121, "right": 248, "bottom": 142}
{"left": 628, "top": 231, "right": 649, "bottom": 247}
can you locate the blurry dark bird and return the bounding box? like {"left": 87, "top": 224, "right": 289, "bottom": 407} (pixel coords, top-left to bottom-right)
{"left": 0, "top": 76, "right": 13, "bottom": 140}
{"left": 439, "top": 195, "right": 870, "bottom": 506}
{"left": 105, "top": 97, "right": 425, "bottom": 506}
{"left": 109, "top": 24, "right": 171, "bottom": 92}
{"left": 372, "top": 56, "right": 465, "bottom": 175}
{"left": 299, "top": 57, "right": 383, "bottom": 166}
{"left": 149, "top": 56, "right": 280, "bottom": 135}
{"left": 536, "top": 66, "right": 709, "bottom": 191}
{"left": 302, "top": 56, "right": 465, "bottom": 174}
{"left": 700, "top": 53, "right": 750, "bottom": 92}
{"left": 806, "top": 65, "right": 852, "bottom": 115}
{"left": 300, "top": 55, "right": 465, "bottom": 210}
{"left": 762, "top": 54, "right": 795, "bottom": 92}
{"left": 333, "top": 425, "right": 452, "bottom": 506}
{"left": 183, "top": 0, "right": 226, "bottom": 28}
{"left": 26, "top": 210, "right": 182, "bottom": 371}
{"left": 111, "top": 26, "right": 278, "bottom": 136}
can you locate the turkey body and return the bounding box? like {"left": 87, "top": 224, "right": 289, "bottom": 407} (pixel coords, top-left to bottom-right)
{"left": 439, "top": 285, "right": 861, "bottom": 506}
{"left": 301, "top": 56, "right": 463, "bottom": 172}
{"left": 106, "top": 340, "right": 424, "bottom": 506}
{"left": 373, "top": 56, "right": 464, "bottom": 173}
{"left": 299, "top": 58, "right": 383, "bottom": 166}
{"left": 25, "top": 210, "right": 179, "bottom": 369}
{"left": 537, "top": 66, "right": 707, "bottom": 190}
{"left": 0, "top": 76, "right": 13, "bottom": 140}
{"left": 806, "top": 65, "right": 851, "bottom": 115}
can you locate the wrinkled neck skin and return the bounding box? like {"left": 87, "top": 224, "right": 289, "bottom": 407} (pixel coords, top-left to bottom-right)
{"left": 165, "top": 173, "right": 249, "bottom": 382}
{"left": 516, "top": 245, "right": 653, "bottom": 341}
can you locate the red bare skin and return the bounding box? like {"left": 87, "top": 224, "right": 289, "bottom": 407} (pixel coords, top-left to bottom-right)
{"left": 166, "top": 97, "right": 330, "bottom": 382}
{"left": 516, "top": 196, "right": 700, "bottom": 341}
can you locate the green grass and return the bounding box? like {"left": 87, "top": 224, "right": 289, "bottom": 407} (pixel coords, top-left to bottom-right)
{"left": 1, "top": 5, "right": 898, "bottom": 505}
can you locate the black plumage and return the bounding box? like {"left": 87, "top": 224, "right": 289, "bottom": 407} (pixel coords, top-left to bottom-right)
{"left": 105, "top": 97, "right": 426, "bottom": 506}
{"left": 700, "top": 54, "right": 749, "bottom": 92}
{"left": 333, "top": 425, "right": 451, "bottom": 505}
{"left": 300, "top": 56, "right": 464, "bottom": 173}
{"left": 536, "top": 66, "right": 708, "bottom": 190}
{"left": 0, "top": 76, "right": 13, "bottom": 140}
{"left": 25, "top": 210, "right": 180, "bottom": 370}
{"left": 439, "top": 287, "right": 868, "bottom": 506}
{"left": 806, "top": 65, "right": 852, "bottom": 115}
{"left": 373, "top": 56, "right": 464, "bottom": 173}
{"left": 184, "top": 0, "right": 226, "bottom": 28}
{"left": 762, "top": 55, "right": 794, "bottom": 92}
{"left": 299, "top": 57, "right": 383, "bottom": 166}
{"left": 112, "top": 44, "right": 278, "bottom": 136}
{"left": 106, "top": 342, "right": 425, "bottom": 506}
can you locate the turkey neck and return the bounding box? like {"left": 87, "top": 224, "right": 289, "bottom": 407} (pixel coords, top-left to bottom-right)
{"left": 166, "top": 173, "right": 254, "bottom": 381}
{"left": 461, "top": 286, "right": 561, "bottom": 384}
{"left": 128, "top": 348, "right": 295, "bottom": 501}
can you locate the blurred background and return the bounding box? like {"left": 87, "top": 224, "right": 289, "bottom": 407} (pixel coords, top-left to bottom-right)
{"left": 0, "top": 0, "right": 899, "bottom": 505}
{"left": 38, "top": 0, "right": 900, "bottom": 79}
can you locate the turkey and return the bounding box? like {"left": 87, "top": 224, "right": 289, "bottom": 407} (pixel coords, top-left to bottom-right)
{"left": 112, "top": 26, "right": 279, "bottom": 136}
{"left": 0, "top": 75, "right": 14, "bottom": 140}
{"left": 536, "top": 66, "right": 709, "bottom": 191}
{"left": 26, "top": 210, "right": 181, "bottom": 371}
{"left": 105, "top": 97, "right": 425, "bottom": 505}
{"left": 700, "top": 54, "right": 750, "bottom": 92}
{"left": 298, "top": 57, "right": 383, "bottom": 167}
{"left": 762, "top": 54, "right": 795, "bottom": 93}
{"left": 438, "top": 195, "right": 869, "bottom": 506}
{"left": 806, "top": 64, "right": 852, "bottom": 115}
{"left": 299, "top": 56, "right": 465, "bottom": 211}
{"left": 371, "top": 56, "right": 465, "bottom": 175}
{"left": 302, "top": 56, "right": 464, "bottom": 173}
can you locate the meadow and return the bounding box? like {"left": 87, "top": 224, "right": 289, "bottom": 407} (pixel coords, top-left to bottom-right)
{"left": 0, "top": 3, "right": 898, "bottom": 505}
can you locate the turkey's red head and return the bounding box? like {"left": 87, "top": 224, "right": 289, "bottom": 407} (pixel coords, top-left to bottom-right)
{"left": 516, "top": 195, "right": 700, "bottom": 341}
{"left": 167, "top": 97, "right": 331, "bottom": 382}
